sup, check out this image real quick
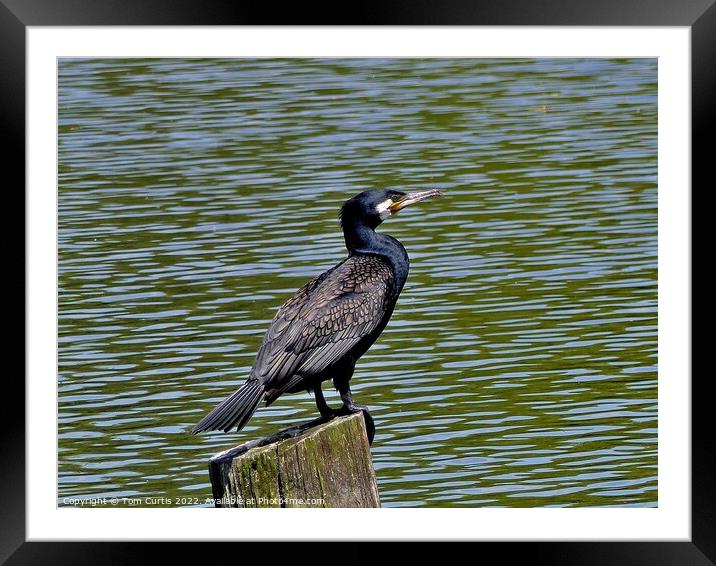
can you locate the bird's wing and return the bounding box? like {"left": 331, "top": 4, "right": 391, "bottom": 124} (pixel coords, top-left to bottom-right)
{"left": 251, "top": 255, "right": 394, "bottom": 391}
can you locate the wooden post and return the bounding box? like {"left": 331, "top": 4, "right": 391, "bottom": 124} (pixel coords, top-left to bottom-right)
{"left": 208, "top": 412, "right": 380, "bottom": 508}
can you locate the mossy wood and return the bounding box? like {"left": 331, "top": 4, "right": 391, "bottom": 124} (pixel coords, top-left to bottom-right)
{"left": 208, "top": 412, "right": 380, "bottom": 508}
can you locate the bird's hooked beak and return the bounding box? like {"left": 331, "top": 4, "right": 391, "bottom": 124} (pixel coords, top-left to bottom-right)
{"left": 388, "top": 189, "right": 443, "bottom": 215}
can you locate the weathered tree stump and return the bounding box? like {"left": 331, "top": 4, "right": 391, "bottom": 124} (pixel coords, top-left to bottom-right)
{"left": 208, "top": 412, "right": 380, "bottom": 508}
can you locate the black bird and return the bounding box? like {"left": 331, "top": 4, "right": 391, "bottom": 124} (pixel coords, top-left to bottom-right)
{"left": 192, "top": 188, "right": 442, "bottom": 442}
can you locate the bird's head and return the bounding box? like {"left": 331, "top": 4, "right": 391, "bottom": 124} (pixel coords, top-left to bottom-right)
{"left": 340, "top": 188, "right": 442, "bottom": 229}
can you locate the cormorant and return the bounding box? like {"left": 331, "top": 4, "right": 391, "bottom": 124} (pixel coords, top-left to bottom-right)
{"left": 192, "top": 188, "right": 442, "bottom": 442}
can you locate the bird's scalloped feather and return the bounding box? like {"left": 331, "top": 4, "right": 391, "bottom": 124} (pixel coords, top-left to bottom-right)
{"left": 251, "top": 255, "right": 394, "bottom": 392}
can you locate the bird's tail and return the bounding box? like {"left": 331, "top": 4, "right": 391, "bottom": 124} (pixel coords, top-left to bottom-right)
{"left": 192, "top": 379, "right": 264, "bottom": 434}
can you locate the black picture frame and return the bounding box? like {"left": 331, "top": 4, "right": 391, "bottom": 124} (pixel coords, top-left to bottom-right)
{"left": 7, "top": 0, "right": 709, "bottom": 562}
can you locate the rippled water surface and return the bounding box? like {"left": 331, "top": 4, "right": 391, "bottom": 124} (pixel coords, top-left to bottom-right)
{"left": 58, "top": 58, "right": 657, "bottom": 507}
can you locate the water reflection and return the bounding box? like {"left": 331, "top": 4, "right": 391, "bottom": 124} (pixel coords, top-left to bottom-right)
{"left": 59, "top": 58, "right": 657, "bottom": 507}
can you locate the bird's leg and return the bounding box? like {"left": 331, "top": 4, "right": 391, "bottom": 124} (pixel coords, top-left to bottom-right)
{"left": 337, "top": 384, "right": 375, "bottom": 445}
{"left": 313, "top": 385, "right": 335, "bottom": 420}
{"left": 338, "top": 387, "right": 368, "bottom": 413}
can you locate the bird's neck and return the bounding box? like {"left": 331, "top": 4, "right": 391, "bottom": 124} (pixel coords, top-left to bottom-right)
{"left": 343, "top": 220, "right": 409, "bottom": 288}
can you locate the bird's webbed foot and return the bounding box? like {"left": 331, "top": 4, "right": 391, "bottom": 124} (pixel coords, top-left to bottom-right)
{"left": 315, "top": 385, "right": 375, "bottom": 444}
{"left": 337, "top": 397, "right": 375, "bottom": 446}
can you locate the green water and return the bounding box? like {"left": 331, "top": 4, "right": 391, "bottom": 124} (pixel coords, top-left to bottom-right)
{"left": 58, "top": 58, "right": 657, "bottom": 507}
